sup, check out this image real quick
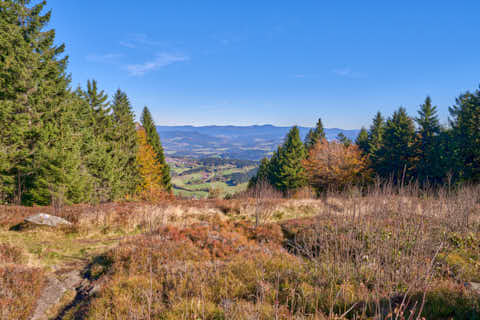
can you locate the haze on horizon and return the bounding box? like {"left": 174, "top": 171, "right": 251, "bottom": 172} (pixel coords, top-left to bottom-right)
{"left": 49, "top": 0, "right": 480, "bottom": 129}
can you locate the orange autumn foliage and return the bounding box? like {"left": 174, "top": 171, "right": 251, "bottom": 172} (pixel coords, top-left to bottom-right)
{"left": 303, "top": 139, "right": 371, "bottom": 192}
{"left": 136, "top": 128, "right": 168, "bottom": 200}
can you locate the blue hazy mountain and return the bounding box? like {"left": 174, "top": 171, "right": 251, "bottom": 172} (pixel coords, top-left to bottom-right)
{"left": 157, "top": 125, "right": 360, "bottom": 160}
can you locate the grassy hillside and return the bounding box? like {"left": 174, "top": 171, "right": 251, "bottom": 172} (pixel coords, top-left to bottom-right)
{"left": 168, "top": 157, "right": 258, "bottom": 198}
{"left": 1, "top": 187, "right": 480, "bottom": 319}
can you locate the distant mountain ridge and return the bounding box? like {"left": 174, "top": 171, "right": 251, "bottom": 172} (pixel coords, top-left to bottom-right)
{"left": 157, "top": 125, "right": 360, "bottom": 160}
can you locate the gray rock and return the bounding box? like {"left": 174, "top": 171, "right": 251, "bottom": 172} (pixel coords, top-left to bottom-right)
{"left": 31, "top": 270, "right": 82, "bottom": 320}
{"left": 465, "top": 282, "right": 480, "bottom": 294}
{"left": 25, "top": 213, "right": 72, "bottom": 227}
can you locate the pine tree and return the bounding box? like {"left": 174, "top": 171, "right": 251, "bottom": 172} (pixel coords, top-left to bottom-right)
{"left": 270, "top": 126, "right": 307, "bottom": 193}
{"left": 305, "top": 118, "right": 326, "bottom": 151}
{"left": 376, "top": 107, "right": 416, "bottom": 184}
{"left": 110, "top": 89, "right": 140, "bottom": 198}
{"left": 355, "top": 127, "right": 369, "bottom": 154}
{"left": 367, "top": 112, "right": 386, "bottom": 169}
{"left": 77, "top": 81, "right": 116, "bottom": 202}
{"left": 336, "top": 132, "right": 352, "bottom": 147}
{"left": 415, "top": 96, "right": 442, "bottom": 185}
{"left": 248, "top": 157, "right": 270, "bottom": 188}
{"left": 140, "top": 106, "right": 171, "bottom": 191}
{"left": 0, "top": 0, "right": 90, "bottom": 205}
{"left": 449, "top": 87, "right": 480, "bottom": 183}
{"left": 80, "top": 79, "right": 110, "bottom": 134}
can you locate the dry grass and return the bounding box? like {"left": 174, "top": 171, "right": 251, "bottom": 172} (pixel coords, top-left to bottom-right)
{"left": 0, "top": 243, "right": 46, "bottom": 320}
{"left": 0, "top": 186, "right": 479, "bottom": 319}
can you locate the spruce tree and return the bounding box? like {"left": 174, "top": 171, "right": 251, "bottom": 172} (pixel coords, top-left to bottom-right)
{"left": 248, "top": 157, "right": 270, "bottom": 188}
{"left": 0, "top": 0, "right": 91, "bottom": 205}
{"left": 336, "top": 132, "right": 352, "bottom": 147}
{"left": 449, "top": 87, "right": 480, "bottom": 183}
{"left": 355, "top": 127, "right": 369, "bottom": 154}
{"left": 376, "top": 108, "right": 416, "bottom": 184}
{"left": 80, "top": 79, "right": 110, "bottom": 133}
{"left": 305, "top": 118, "right": 326, "bottom": 151}
{"left": 271, "top": 126, "right": 307, "bottom": 193}
{"left": 367, "top": 112, "right": 386, "bottom": 170}
{"left": 140, "top": 106, "right": 171, "bottom": 191}
{"left": 77, "top": 81, "right": 117, "bottom": 202}
{"left": 111, "top": 89, "right": 140, "bottom": 198}
{"left": 415, "top": 96, "right": 442, "bottom": 185}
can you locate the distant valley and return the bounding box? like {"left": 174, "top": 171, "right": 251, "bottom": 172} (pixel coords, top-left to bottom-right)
{"left": 157, "top": 125, "right": 360, "bottom": 160}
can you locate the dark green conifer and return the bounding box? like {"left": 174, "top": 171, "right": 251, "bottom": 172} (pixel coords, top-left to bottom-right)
{"left": 336, "top": 132, "right": 352, "bottom": 147}
{"left": 248, "top": 157, "right": 271, "bottom": 188}
{"left": 271, "top": 126, "right": 307, "bottom": 193}
{"left": 355, "top": 127, "right": 369, "bottom": 154}
{"left": 77, "top": 81, "right": 117, "bottom": 202}
{"left": 376, "top": 108, "right": 416, "bottom": 183}
{"left": 415, "top": 96, "right": 442, "bottom": 185}
{"left": 0, "top": 0, "right": 91, "bottom": 205}
{"left": 305, "top": 118, "right": 326, "bottom": 151}
{"left": 367, "top": 112, "right": 386, "bottom": 169}
{"left": 111, "top": 89, "right": 140, "bottom": 198}
{"left": 80, "top": 79, "right": 110, "bottom": 133}
{"left": 449, "top": 87, "right": 480, "bottom": 183}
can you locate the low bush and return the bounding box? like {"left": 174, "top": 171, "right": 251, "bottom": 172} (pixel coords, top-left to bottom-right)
{"left": 0, "top": 265, "right": 45, "bottom": 320}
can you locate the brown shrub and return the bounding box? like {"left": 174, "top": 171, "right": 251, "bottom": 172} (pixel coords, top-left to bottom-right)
{"left": 0, "top": 243, "right": 24, "bottom": 264}
{"left": 0, "top": 265, "right": 45, "bottom": 320}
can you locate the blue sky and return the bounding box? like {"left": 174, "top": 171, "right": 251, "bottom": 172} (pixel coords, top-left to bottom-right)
{"left": 48, "top": 1, "right": 480, "bottom": 129}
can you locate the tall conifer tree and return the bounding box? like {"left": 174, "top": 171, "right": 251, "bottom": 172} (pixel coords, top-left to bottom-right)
{"left": 110, "top": 89, "right": 140, "bottom": 198}
{"left": 449, "top": 88, "right": 480, "bottom": 183}
{"left": 140, "top": 106, "right": 172, "bottom": 191}
{"left": 78, "top": 81, "right": 117, "bottom": 202}
{"left": 367, "top": 112, "right": 386, "bottom": 169}
{"left": 80, "top": 79, "right": 110, "bottom": 133}
{"left": 355, "top": 127, "right": 369, "bottom": 154}
{"left": 271, "top": 126, "right": 307, "bottom": 193}
{"left": 376, "top": 108, "right": 416, "bottom": 183}
{"left": 336, "top": 132, "right": 352, "bottom": 147}
{"left": 305, "top": 118, "right": 326, "bottom": 151}
{"left": 415, "top": 96, "right": 442, "bottom": 185}
{"left": 0, "top": 0, "right": 91, "bottom": 205}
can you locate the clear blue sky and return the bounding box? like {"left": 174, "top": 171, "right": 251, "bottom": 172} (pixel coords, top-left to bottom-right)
{"left": 48, "top": 0, "right": 480, "bottom": 129}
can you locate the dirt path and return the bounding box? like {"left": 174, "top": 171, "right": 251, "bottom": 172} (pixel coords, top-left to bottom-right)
{"left": 31, "top": 270, "right": 83, "bottom": 320}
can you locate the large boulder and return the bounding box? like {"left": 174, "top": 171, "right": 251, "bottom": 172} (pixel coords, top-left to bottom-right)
{"left": 25, "top": 213, "right": 72, "bottom": 227}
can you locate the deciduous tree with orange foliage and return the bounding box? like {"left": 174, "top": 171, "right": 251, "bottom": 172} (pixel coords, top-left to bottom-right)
{"left": 303, "top": 139, "right": 371, "bottom": 193}
{"left": 136, "top": 128, "right": 169, "bottom": 200}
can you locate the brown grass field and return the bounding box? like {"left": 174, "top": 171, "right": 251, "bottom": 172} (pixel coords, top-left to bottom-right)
{"left": 1, "top": 185, "right": 480, "bottom": 319}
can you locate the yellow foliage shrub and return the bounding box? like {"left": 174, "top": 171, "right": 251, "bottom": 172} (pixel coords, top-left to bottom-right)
{"left": 303, "top": 140, "right": 371, "bottom": 192}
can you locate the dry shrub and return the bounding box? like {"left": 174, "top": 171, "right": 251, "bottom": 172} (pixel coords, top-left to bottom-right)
{"left": 135, "top": 187, "right": 173, "bottom": 203}
{"left": 280, "top": 185, "right": 480, "bottom": 319}
{"left": 0, "top": 243, "right": 24, "bottom": 264}
{"left": 0, "top": 265, "right": 45, "bottom": 320}
{"left": 243, "top": 179, "right": 283, "bottom": 199}
{"left": 289, "top": 185, "right": 317, "bottom": 199}
{"left": 2, "top": 185, "right": 480, "bottom": 319}
{"left": 208, "top": 187, "right": 223, "bottom": 199}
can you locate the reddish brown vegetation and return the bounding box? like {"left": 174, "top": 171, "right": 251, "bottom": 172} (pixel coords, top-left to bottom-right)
{"left": 0, "top": 243, "right": 46, "bottom": 320}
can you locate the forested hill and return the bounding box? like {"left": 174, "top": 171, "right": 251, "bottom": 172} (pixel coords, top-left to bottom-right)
{"left": 156, "top": 125, "right": 360, "bottom": 160}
